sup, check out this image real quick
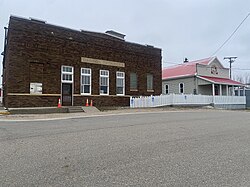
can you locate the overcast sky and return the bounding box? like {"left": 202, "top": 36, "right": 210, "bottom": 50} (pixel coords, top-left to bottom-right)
{"left": 1, "top": 0, "right": 250, "bottom": 84}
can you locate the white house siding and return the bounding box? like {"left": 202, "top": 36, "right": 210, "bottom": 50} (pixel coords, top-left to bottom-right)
{"left": 198, "top": 85, "right": 212, "bottom": 95}
{"left": 197, "top": 63, "right": 229, "bottom": 78}
{"left": 162, "top": 77, "right": 196, "bottom": 94}
{"left": 197, "top": 78, "right": 210, "bottom": 85}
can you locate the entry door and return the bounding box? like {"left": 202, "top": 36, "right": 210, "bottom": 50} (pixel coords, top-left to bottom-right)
{"left": 62, "top": 83, "right": 73, "bottom": 106}
{"left": 214, "top": 85, "right": 219, "bottom": 95}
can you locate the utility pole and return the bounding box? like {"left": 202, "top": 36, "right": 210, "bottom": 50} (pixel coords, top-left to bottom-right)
{"left": 224, "top": 56, "right": 237, "bottom": 79}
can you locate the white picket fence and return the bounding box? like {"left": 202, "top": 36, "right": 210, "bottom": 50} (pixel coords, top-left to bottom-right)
{"left": 130, "top": 94, "right": 246, "bottom": 108}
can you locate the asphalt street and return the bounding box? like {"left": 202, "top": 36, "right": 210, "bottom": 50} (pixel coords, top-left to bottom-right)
{"left": 0, "top": 109, "right": 250, "bottom": 186}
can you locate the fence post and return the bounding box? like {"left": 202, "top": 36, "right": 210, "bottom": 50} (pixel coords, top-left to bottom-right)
{"left": 152, "top": 95, "right": 154, "bottom": 107}
{"left": 130, "top": 97, "right": 134, "bottom": 108}
{"left": 171, "top": 93, "right": 174, "bottom": 105}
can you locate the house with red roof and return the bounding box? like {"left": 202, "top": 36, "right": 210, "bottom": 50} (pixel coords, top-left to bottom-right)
{"left": 162, "top": 57, "right": 243, "bottom": 96}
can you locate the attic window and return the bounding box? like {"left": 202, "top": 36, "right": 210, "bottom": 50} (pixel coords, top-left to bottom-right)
{"left": 211, "top": 65, "right": 218, "bottom": 74}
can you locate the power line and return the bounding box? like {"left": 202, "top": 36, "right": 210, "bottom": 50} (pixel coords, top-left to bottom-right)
{"left": 211, "top": 13, "right": 250, "bottom": 56}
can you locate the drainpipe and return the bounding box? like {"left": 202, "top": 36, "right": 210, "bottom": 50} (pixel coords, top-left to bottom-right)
{"left": 195, "top": 63, "right": 198, "bottom": 94}
{"left": 1, "top": 27, "right": 8, "bottom": 107}
{"left": 2, "top": 27, "right": 8, "bottom": 64}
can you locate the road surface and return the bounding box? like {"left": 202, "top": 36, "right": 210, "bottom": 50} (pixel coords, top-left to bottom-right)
{"left": 0, "top": 109, "right": 250, "bottom": 186}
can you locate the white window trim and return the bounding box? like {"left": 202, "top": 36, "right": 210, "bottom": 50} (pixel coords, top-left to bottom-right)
{"left": 179, "top": 83, "right": 184, "bottom": 94}
{"left": 100, "top": 70, "right": 109, "bottom": 95}
{"left": 61, "top": 65, "right": 74, "bottom": 83}
{"left": 116, "top": 71, "right": 125, "bottom": 96}
{"left": 165, "top": 84, "right": 169, "bottom": 94}
{"left": 81, "top": 68, "right": 91, "bottom": 95}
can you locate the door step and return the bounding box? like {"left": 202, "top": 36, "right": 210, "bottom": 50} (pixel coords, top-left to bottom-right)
{"left": 67, "top": 106, "right": 84, "bottom": 113}
{"left": 82, "top": 106, "right": 100, "bottom": 113}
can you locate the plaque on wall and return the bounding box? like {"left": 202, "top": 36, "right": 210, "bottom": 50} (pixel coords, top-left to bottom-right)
{"left": 30, "top": 83, "right": 42, "bottom": 94}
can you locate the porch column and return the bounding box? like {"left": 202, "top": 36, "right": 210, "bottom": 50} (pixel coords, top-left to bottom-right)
{"left": 212, "top": 84, "right": 215, "bottom": 96}
{"left": 219, "top": 84, "right": 222, "bottom": 96}
{"left": 226, "top": 85, "right": 229, "bottom": 96}
{"left": 243, "top": 87, "right": 245, "bottom": 96}
{"left": 212, "top": 83, "right": 215, "bottom": 106}
{"left": 232, "top": 86, "right": 235, "bottom": 96}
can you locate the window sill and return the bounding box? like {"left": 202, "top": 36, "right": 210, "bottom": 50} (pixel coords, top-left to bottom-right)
{"left": 147, "top": 90, "right": 154, "bottom": 92}
{"left": 116, "top": 94, "right": 125, "bottom": 96}
{"left": 130, "top": 89, "right": 138, "bottom": 92}
{"left": 81, "top": 93, "right": 91, "bottom": 95}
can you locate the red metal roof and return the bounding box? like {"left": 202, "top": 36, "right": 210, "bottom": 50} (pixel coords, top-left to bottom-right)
{"left": 162, "top": 57, "right": 213, "bottom": 79}
{"left": 199, "top": 76, "right": 243, "bottom": 86}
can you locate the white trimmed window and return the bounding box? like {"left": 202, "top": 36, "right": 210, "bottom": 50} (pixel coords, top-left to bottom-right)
{"left": 116, "top": 71, "right": 125, "bottom": 95}
{"left": 100, "top": 70, "right": 109, "bottom": 95}
{"left": 165, "top": 84, "right": 169, "bottom": 94}
{"left": 147, "top": 73, "right": 153, "bottom": 90}
{"left": 179, "top": 83, "right": 184, "bottom": 93}
{"left": 81, "top": 68, "right": 91, "bottom": 95}
{"left": 61, "top": 65, "right": 73, "bottom": 83}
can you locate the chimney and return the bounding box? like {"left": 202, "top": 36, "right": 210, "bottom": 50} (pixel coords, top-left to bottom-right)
{"left": 184, "top": 58, "right": 189, "bottom": 63}
{"left": 105, "top": 30, "right": 126, "bottom": 40}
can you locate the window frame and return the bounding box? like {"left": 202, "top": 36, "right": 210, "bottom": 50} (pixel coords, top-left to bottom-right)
{"left": 130, "top": 72, "right": 138, "bottom": 91}
{"left": 99, "top": 70, "right": 109, "bottom": 95}
{"left": 147, "top": 73, "right": 154, "bottom": 91}
{"left": 61, "top": 65, "right": 73, "bottom": 83}
{"left": 116, "top": 71, "right": 125, "bottom": 96}
{"left": 165, "top": 84, "right": 169, "bottom": 94}
{"left": 179, "top": 83, "right": 184, "bottom": 94}
{"left": 81, "top": 68, "right": 91, "bottom": 95}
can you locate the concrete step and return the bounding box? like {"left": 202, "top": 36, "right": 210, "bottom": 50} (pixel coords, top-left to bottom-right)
{"left": 67, "top": 106, "right": 84, "bottom": 113}
{"left": 82, "top": 106, "right": 100, "bottom": 113}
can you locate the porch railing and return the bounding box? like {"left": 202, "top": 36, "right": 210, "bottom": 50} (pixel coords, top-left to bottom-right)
{"left": 130, "top": 94, "right": 246, "bottom": 108}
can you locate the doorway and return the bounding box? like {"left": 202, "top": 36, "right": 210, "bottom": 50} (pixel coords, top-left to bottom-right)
{"left": 214, "top": 85, "right": 219, "bottom": 95}
{"left": 62, "top": 83, "right": 72, "bottom": 106}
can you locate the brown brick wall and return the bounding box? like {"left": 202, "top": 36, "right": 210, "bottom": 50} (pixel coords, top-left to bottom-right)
{"left": 7, "top": 95, "right": 130, "bottom": 108}
{"left": 3, "top": 16, "right": 162, "bottom": 108}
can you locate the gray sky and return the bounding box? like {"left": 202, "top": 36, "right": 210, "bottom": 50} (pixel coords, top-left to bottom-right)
{"left": 1, "top": 0, "right": 250, "bottom": 85}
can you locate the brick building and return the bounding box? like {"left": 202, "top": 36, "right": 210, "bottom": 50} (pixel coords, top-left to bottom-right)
{"left": 2, "top": 16, "right": 162, "bottom": 108}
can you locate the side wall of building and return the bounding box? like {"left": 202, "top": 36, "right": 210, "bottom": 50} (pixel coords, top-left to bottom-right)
{"left": 162, "top": 77, "right": 196, "bottom": 94}
{"left": 4, "top": 17, "right": 162, "bottom": 108}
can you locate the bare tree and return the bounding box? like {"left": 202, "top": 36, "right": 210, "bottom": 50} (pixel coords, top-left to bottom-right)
{"left": 233, "top": 72, "right": 250, "bottom": 84}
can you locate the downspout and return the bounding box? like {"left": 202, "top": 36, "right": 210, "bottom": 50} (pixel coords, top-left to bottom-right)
{"left": 195, "top": 63, "right": 198, "bottom": 94}
{"left": 2, "top": 27, "right": 8, "bottom": 67}
{"left": 1, "top": 27, "right": 8, "bottom": 107}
